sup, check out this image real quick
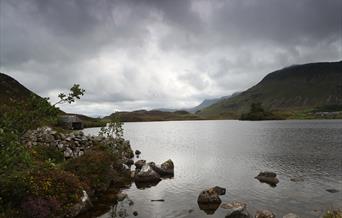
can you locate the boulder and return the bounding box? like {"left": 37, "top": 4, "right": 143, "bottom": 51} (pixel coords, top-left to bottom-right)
{"left": 116, "top": 192, "right": 128, "bottom": 201}
{"left": 255, "top": 171, "right": 279, "bottom": 186}
{"left": 197, "top": 187, "right": 224, "bottom": 204}
{"left": 212, "top": 186, "right": 226, "bottom": 195}
{"left": 134, "top": 160, "right": 146, "bottom": 170}
{"left": 198, "top": 202, "right": 221, "bottom": 215}
{"left": 283, "top": 213, "right": 300, "bottom": 218}
{"left": 221, "top": 201, "right": 251, "bottom": 218}
{"left": 134, "top": 164, "right": 161, "bottom": 183}
{"left": 69, "top": 190, "right": 93, "bottom": 217}
{"left": 255, "top": 210, "right": 276, "bottom": 218}
{"left": 149, "top": 159, "right": 174, "bottom": 176}
{"left": 124, "top": 159, "right": 134, "bottom": 166}
{"left": 135, "top": 150, "right": 141, "bottom": 155}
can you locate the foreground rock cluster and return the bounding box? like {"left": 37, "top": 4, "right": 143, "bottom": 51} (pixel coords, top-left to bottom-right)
{"left": 131, "top": 158, "right": 174, "bottom": 188}
{"left": 196, "top": 171, "right": 307, "bottom": 217}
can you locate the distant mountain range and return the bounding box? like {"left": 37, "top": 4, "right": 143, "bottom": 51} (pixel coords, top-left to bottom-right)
{"left": 2, "top": 60, "right": 342, "bottom": 122}
{"left": 156, "top": 93, "right": 239, "bottom": 113}
{"left": 199, "top": 61, "right": 342, "bottom": 118}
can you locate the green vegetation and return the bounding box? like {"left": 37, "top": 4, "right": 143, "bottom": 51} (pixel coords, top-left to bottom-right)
{"left": 240, "top": 103, "right": 283, "bottom": 121}
{"left": 323, "top": 210, "right": 342, "bottom": 218}
{"left": 199, "top": 61, "right": 342, "bottom": 119}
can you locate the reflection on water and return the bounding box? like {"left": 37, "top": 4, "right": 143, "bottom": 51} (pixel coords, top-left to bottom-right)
{"left": 84, "top": 120, "right": 342, "bottom": 218}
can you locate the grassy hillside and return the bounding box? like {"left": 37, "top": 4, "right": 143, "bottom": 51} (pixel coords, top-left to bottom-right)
{"left": 199, "top": 61, "right": 342, "bottom": 119}
{"left": 105, "top": 110, "right": 202, "bottom": 122}
{"left": 0, "top": 72, "right": 105, "bottom": 126}
{"left": 0, "top": 72, "right": 39, "bottom": 105}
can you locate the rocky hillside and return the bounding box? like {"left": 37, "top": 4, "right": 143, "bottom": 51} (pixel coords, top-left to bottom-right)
{"left": 199, "top": 61, "right": 342, "bottom": 118}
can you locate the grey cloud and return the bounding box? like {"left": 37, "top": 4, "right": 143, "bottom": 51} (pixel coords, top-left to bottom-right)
{"left": 0, "top": 0, "right": 341, "bottom": 116}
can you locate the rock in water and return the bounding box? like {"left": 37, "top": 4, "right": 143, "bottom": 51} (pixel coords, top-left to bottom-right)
{"left": 197, "top": 186, "right": 224, "bottom": 215}
{"left": 255, "top": 171, "right": 279, "bottom": 187}
{"left": 212, "top": 186, "right": 226, "bottom": 195}
{"left": 149, "top": 159, "right": 174, "bottom": 176}
{"left": 255, "top": 210, "right": 276, "bottom": 218}
{"left": 283, "top": 213, "right": 300, "bottom": 218}
{"left": 135, "top": 150, "right": 141, "bottom": 155}
{"left": 134, "top": 164, "right": 161, "bottom": 183}
{"left": 197, "top": 187, "right": 224, "bottom": 204}
{"left": 326, "top": 188, "right": 339, "bottom": 193}
{"left": 221, "top": 201, "right": 251, "bottom": 218}
{"left": 116, "top": 192, "right": 127, "bottom": 201}
{"left": 134, "top": 160, "right": 146, "bottom": 170}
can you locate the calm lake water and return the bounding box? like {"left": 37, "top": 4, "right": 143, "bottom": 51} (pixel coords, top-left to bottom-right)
{"left": 84, "top": 120, "right": 342, "bottom": 218}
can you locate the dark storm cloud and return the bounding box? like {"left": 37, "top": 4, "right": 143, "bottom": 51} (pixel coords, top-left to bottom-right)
{"left": 0, "top": 0, "right": 341, "bottom": 116}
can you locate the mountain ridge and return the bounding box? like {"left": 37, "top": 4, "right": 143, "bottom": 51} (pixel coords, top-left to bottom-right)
{"left": 199, "top": 61, "right": 342, "bottom": 118}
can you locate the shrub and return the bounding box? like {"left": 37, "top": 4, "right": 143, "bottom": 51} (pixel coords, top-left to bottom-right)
{"left": 0, "top": 166, "right": 87, "bottom": 217}
{"left": 0, "top": 130, "right": 32, "bottom": 175}
{"left": 31, "top": 145, "right": 64, "bottom": 164}
{"left": 20, "top": 196, "right": 61, "bottom": 218}
{"left": 64, "top": 149, "right": 115, "bottom": 195}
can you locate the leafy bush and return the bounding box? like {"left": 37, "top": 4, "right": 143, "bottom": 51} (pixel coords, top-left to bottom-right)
{"left": 31, "top": 145, "right": 64, "bottom": 164}
{"left": 64, "top": 149, "right": 115, "bottom": 194}
{"left": 0, "top": 131, "right": 32, "bottom": 175}
{"left": 0, "top": 166, "right": 87, "bottom": 217}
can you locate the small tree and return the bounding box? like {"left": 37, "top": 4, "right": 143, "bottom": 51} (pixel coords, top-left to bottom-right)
{"left": 99, "top": 115, "right": 123, "bottom": 140}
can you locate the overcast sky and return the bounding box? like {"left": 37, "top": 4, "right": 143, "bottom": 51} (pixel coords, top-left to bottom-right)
{"left": 1, "top": 0, "right": 341, "bottom": 116}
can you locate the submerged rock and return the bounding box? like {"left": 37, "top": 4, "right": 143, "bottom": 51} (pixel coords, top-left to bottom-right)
{"left": 290, "top": 177, "right": 304, "bottom": 182}
{"left": 283, "top": 213, "right": 300, "bottom": 218}
{"left": 151, "top": 199, "right": 165, "bottom": 202}
{"left": 134, "top": 164, "right": 161, "bottom": 183}
{"left": 255, "top": 171, "right": 279, "bottom": 187}
{"left": 326, "top": 188, "right": 339, "bottom": 193}
{"left": 221, "top": 201, "right": 251, "bottom": 218}
{"left": 255, "top": 210, "right": 276, "bottom": 218}
{"left": 149, "top": 159, "right": 174, "bottom": 176}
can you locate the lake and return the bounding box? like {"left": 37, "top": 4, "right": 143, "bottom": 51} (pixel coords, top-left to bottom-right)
{"left": 83, "top": 120, "right": 342, "bottom": 218}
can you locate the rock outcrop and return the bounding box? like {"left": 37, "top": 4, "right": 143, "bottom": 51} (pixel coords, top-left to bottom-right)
{"left": 134, "top": 164, "right": 161, "bottom": 183}
{"left": 149, "top": 159, "right": 174, "bottom": 176}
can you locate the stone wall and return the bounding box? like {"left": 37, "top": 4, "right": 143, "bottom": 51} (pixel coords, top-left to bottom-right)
{"left": 21, "top": 127, "right": 133, "bottom": 159}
